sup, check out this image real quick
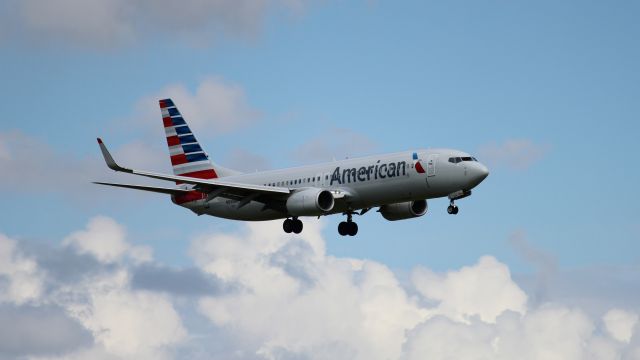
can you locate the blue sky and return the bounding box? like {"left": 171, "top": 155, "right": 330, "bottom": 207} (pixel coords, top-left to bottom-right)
{"left": 2, "top": 0, "right": 638, "bottom": 271}
{"left": 1, "top": 1, "right": 639, "bottom": 358}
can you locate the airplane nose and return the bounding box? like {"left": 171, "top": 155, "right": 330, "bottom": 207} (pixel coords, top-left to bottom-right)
{"left": 468, "top": 163, "right": 489, "bottom": 188}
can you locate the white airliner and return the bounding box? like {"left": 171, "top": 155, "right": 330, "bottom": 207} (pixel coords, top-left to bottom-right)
{"left": 95, "top": 99, "right": 489, "bottom": 236}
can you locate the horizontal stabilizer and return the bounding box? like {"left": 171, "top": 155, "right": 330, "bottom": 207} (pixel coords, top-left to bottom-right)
{"left": 93, "top": 182, "right": 191, "bottom": 195}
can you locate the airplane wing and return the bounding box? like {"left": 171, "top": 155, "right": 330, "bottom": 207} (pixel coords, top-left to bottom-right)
{"left": 96, "top": 138, "right": 291, "bottom": 201}
{"left": 93, "top": 182, "right": 192, "bottom": 195}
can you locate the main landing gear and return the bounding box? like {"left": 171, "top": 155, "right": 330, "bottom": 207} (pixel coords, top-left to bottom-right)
{"left": 283, "top": 217, "right": 303, "bottom": 234}
{"left": 338, "top": 213, "right": 358, "bottom": 236}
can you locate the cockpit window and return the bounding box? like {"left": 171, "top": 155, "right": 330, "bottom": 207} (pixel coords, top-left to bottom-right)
{"left": 450, "top": 156, "right": 478, "bottom": 163}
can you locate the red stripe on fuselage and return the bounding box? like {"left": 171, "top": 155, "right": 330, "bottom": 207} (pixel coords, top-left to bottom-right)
{"left": 171, "top": 154, "right": 188, "bottom": 165}
{"left": 172, "top": 190, "right": 205, "bottom": 205}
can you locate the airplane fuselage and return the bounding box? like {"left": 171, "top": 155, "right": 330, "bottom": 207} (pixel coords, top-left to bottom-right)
{"left": 175, "top": 148, "right": 488, "bottom": 221}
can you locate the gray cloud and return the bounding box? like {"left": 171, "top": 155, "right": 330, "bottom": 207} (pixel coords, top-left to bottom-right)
{"left": 3, "top": 0, "right": 309, "bottom": 49}
{"left": 29, "top": 243, "right": 110, "bottom": 284}
{"left": 268, "top": 239, "right": 317, "bottom": 288}
{"left": 0, "top": 304, "right": 92, "bottom": 359}
{"left": 131, "top": 264, "right": 232, "bottom": 296}
{"left": 225, "top": 148, "right": 272, "bottom": 172}
{"left": 508, "top": 230, "right": 558, "bottom": 304}
{"left": 0, "top": 131, "right": 168, "bottom": 198}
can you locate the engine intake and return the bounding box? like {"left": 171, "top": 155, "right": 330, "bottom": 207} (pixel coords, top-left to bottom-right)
{"left": 379, "top": 200, "right": 427, "bottom": 221}
{"left": 286, "top": 188, "right": 335, "bottom": 216}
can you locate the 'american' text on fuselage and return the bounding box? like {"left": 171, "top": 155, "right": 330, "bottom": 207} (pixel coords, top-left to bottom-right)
{"left": 330, "top": 160, "right": 407, "bottom": 185}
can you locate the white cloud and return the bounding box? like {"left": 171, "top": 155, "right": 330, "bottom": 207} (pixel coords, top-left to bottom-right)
{"left": 63, "top": 216, "right": 152, "bottom": 265}
{"left": 291, "top": 128, "right": 378, "bottom": 164}
{"left": 603, "top": 309, "right": 638, "bottom": 343}
{"left": 412, "top": 256, "right": 528, "bottom": 323}
{"left": 135, "top": 77, "right": 260, "bottom": 139}
{"left": 193, "top": 221, "right": 427, "bottom": 359}
{"left": 478, "top": 139, "right": 550, "bottom": 170}
{"left": 2, "top": 218, "right": 640, "bottom": 359}
{"left": 0, "top": 233, "right": 44, "bottom": 304}
{"left": 74, "top": 284, "right": 187, "bottom": 359}
{"left": 402, "top": 306, "right": 604, "bottom": 360}
{"left": 0, "top": 131, "right": 168, "bottom": 196}
{"left": 9, "top": 0, "right": 309, "bottom": 49}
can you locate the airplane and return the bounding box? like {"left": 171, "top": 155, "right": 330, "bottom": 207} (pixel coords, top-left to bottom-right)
{"left": 95, "top": 98, "right": 489, "bottom": 236}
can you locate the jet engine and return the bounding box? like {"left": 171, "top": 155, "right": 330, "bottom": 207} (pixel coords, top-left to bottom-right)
{"left": 379, "top": 200, "right": 427, "bottom": 221}
{"left": 286, "top": 188, "right": 335, "bottom": 216}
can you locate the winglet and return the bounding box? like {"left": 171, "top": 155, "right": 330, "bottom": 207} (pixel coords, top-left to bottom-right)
{"left": 96, "top": 138, "right": 131, "bottom": 173}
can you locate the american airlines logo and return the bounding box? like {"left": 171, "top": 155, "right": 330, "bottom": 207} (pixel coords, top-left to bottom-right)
{"left": 330, "top": 160, "right": 408, "bottom": 185}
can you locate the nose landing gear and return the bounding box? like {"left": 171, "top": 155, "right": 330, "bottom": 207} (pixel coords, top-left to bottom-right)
{"left": 338, "top": 212, "right": 358, "bottom": 236}
{"left": 447, "top": 202, "right": 459, "bottom": 215}
{"left": 283, "top": 217, "right": 303, "bottom": 234}
{"left": 446, "top": 189, "right": 471, "bottom": 215}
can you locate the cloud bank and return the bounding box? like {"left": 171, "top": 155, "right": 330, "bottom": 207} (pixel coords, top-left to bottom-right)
{"left": 1, "top": 217, "right": 639, "bottom": 359}
{"left": 3, "top": 0, "right": 309, "bottom": 49}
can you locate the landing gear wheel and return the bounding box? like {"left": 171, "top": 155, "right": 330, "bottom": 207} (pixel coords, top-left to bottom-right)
{"left": 452, "top": 206, "right": 459, "bottom": 215}
{"left": 283, "top": 219, "right": 293, "bottom": 233}
{"left": 347, "top": 222, "right": 358, "bottom": 236}
{"left": 292, "top": 219, "right": 303, "bottom": 234}
{"left": 447, "top": 205, "right": 459, "bottom": 215}
{"left": 338, "top": 222, "right": 348, "bottom": 236}
{"left": 338, "top": 221, "right": 358, "bottom": 236}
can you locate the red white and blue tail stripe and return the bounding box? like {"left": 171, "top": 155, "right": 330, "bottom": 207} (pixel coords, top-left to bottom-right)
{"left": 160, "top": 98, "right": 218, "bottom": 180}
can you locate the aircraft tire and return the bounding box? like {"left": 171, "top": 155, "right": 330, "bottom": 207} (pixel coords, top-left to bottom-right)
{"left": 348, "top": 222, "right": 358, "bottom": 236}
{"left": 338, "top": 222, "right": 348, "bottom": 236}
{"left": 283, "top": 219, "right": 293, "bottom": 233}
{"left": 293, "top": 219, "right": 303, "bottom": 234}
{"left": 447, "top": 205, "right": 455, "bottom": 214}
{"left": 452, "top": 206, "right": 459, "bottom": 215}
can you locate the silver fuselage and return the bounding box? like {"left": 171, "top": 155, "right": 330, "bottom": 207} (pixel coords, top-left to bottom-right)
{"left": 178, "top": 148, "right": 489, "bottom": 221}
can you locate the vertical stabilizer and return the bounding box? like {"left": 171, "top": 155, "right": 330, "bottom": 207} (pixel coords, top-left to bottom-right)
{"left": 159, "top": 99, "right": 218, "bottom": 180}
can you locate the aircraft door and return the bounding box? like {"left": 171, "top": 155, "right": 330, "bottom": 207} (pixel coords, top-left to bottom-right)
{"left": 427, "top": 154, "right": 438, "bottom": 177}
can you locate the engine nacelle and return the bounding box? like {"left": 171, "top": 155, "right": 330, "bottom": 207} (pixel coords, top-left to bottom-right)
{"left": 286, "top": 188, "right": 335, "bottom": 216}
{"left": 379, "top": 200, "right": 427, "bottom": 221}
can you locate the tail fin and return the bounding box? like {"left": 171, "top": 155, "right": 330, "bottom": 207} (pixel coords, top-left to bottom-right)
{"left": 160, "top": 99, "right": 218, "bottom": 180}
